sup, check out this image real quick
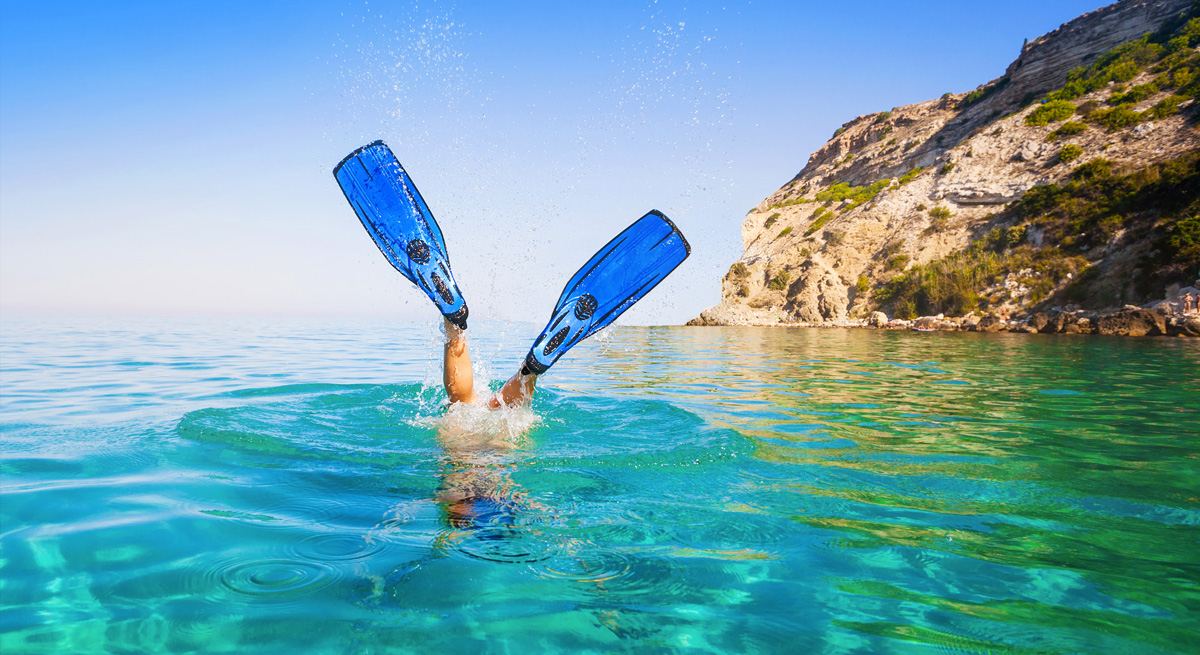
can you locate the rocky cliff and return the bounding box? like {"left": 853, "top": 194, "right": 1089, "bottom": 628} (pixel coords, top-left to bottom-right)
{"left": 694, "top": 0, "right": 1200, "bottom": 328}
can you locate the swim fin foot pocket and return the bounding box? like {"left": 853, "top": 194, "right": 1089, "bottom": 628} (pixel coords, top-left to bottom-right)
{"left": 520, "top": 210, "right": 690, "bottom": 375}
{"left": 334, "top": 141, "right": 469, "bottom": 329}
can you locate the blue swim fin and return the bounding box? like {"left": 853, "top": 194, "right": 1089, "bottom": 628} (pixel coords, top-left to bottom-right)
{"left": 334, "top": 141, "right": 469, "bottom": 329}
{"left": 521, "top": 210, "right": 690, "bottom": 375}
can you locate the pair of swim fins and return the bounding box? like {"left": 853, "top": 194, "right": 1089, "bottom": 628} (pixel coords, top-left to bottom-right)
{"left": 333, "top": 140, "right": 690, "bottom": 374}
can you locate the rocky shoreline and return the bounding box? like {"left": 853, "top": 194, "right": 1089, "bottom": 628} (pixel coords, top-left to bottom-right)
{"left": 687, "top": 286, "right": 1200, "bottom": 337}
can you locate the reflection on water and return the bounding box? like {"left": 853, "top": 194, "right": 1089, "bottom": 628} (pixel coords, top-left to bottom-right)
{"left": 1, "top": 318, "right": 1198, "bottom": 654}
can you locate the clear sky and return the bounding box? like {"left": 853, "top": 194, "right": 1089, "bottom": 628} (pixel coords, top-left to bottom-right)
{"left": 0, "top": 0, "right": 1106, "bottom": 324}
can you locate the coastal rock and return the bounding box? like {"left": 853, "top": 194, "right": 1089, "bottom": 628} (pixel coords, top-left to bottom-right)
{"left": 1168, "top": 315, "right": 1200, "bottom": 336}
{"left": 977, "top": 315, "right": 1006, "bottom": 332}
{"left": 786, "top": 262, "right": 850, "bottom": 323}
{"left": 1050, "top": 312, "right": 1079, "bottom": 333}
{"left": 1095, "top": 309, "right": 1167, "bottom": 336}
{"left": 867, "top": 311, "right": 889, "bottom": 328}
{"left": 1030, "top": 312, "right": 1050, "bottom": 332}
{"left": 694, "top": 0, "right": 1199, "bottom": 333}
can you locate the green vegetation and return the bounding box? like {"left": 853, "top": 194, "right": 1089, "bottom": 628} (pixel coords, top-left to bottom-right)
{"left": 800, "top": 248, "right": 811, "bottom": 257}
{"left": 939, "top": 162, "right": 955, "bottom": 175}
{"left": 879, "top": 152, "right": 1200, "bottom": 314}
{"left": 1025, "top": 100, "right": 1077, "bottom": 126}
{"left": 736, "top": 284, "right": 749, "bottom": 297}
{"left": 815, "top": 178, "right": 893, "bottom": 212}
{"left": 903, "top": 140, "right": 917, "bottom": 152}
{"left": 924, "top": 206, "right": 953, "bottom": 236}
{"left": 885, "top": 137, "right": 898, "bottom": 147}
{"left": 764, "top": 212, "right": 780, "bottom": 228}
{"left": 765, "top": 196, "right": 812, "bottom": 210}
{"left": 880, "top": 240, "right": 904, "bottom": 259}
{"left": 1109, "top": 81, "right": 1159, "bottom": 104}
{"left": 855, "top": 275, "right": 870, "bottom": 293}
{"left": 1040, "top": 16, "right": 1200, "bottom": 110}
{"left": 774, "top": 226, "right": 793, "bottom": 241}
{"left": 804, "top": 208, "right": 833, "bottom": 236}
{"left": 1087, "top": 104, "right": 1141, "bottom": 130}
{"left": 982, "top": 225, "right": 1027, "bottom": 250}
{"left": 768, "top": 270, "right": 791, "bottom": 291}
{"left": 825, "top": 231, "right": 845, "bottom": 247}
{"left": 1146, "top": 94, "right": 1186, "bottom": 119}
{"left": 929, "top": 206, "right": 953, "bottom": 221}
{"left": 833, "top": 127, "right": 846, "bottom": 138}
{"left": 1059, "top": 144, "right": 1084, "bottom": 164}
{"left": 875, "top": 111, "right": 892, "bottom": 123}
{"left": 1047, "top": 121, "right": 1087, "bottom": 141}
{"left": 877, "top": 244, "right": 1088, "bottom": 319}
{"left": 727, "top": 262, "right": 749, "bottom": 280}
{"left": 959, "top": 77, "right": 1010, "bottom": 109}
{"left": 1011, "top": 152, "right": 1200, "bottom": 305}
{"left": 898, "top": 166, "right": 927, "bottom": 186}
{"left": 1167, "top": 215, "right": 1200, "bottom": 264}
{"left": 885, "top": 254, "right": 910, "bottom": 271}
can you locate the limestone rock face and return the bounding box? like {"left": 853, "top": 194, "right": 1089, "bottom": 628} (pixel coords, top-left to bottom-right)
{"left": 868, "top": 311, "right": 889, "bottom": 327}
{"left": 785, "top": 261, "right": 850, "bottom": 323}
{"left": 696, "top": 0, "right": 1198, "bottom": 327}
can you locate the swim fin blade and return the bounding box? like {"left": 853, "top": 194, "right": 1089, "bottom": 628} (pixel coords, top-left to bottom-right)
{"left": 521, "top": 210, "right": 690, "bottom": 375}
{"left": 333, "top": 140, "right": 469, "bottom": 329}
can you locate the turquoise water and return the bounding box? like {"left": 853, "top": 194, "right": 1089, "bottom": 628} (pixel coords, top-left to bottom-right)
{"left": 2, "top": 316, "right": 1199, "bottom": 654}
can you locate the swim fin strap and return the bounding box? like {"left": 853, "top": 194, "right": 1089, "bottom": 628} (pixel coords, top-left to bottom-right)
{"left": 333, "top": 140, "right": 469, "bottom": 329}
{"left": 521, "top": 210, "right": 690, "bottom": 375}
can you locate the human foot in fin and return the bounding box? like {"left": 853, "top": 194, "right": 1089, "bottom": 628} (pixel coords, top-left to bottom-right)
{"left": 491, "top": 210, "right": 690, "bottom": 408}
{"left": 334, "top": 141, "right": 469, "bottom": 329}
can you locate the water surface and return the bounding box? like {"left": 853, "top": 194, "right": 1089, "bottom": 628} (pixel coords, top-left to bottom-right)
{"left": 2, "top": 317, "right": 1198, "bottom": 653}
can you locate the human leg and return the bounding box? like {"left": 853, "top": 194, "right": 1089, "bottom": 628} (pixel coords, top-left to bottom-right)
{"left": 488, "top": 371, "right": 537, "bottom": 409}
{"left": 443, "top": 318, "right": 478, "bottom": 405}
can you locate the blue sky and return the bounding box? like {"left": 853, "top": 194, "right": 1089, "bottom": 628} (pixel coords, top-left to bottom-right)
{"left": 0, "top": 0, "right": 1105, "bottom": 323}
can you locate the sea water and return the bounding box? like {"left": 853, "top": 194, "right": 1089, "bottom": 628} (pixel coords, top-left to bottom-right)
{"left": 2, "top": 316, "right": 1198, "bottom": 654}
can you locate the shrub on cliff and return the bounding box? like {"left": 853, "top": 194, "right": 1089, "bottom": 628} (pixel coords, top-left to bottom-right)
{"left": 1088, "top": 105, "right": 1142, "bottom": 130}
{"left": 1011, "top": 151, "right": 1200, "bottom": 303}
{"left": 1047, "top": 121, "right": 1087, "bottom": 141}
{"left": 898, "top": 166, "right": 926, "bottom": 185}
{"left": 1059, "top": 144, "right": 1084, "bottom": 164}
{"left": 804, "top": 208, "right": 833, "bottom": 236}
{"left": 1025, "top": 100, "right": 1077, "bottom": 126}
{"left": 1041, "top": 18, "right": 1200, "bottom": 106}
{"left": 1109, "top": 82, "right": 1159, "bottom": 105}
{"left": 764, "top": 212, "right": 780, "bottom": 228}
{"left": 925, "top": 206, "right": 953, "bottom": 235}
{"left": 1146, "top": 94, "right": 1186, "bottom": 119}
{"left": 768, "top": 271, "right": 791, "bottom": 291}
{"left": 1167, "top": 215, "right": 1200, "bottom": 268}
{"left": 774, "top": 226, "right": 793, "bottom": 241}
{"left": 815, "top": 179, "right": 892, "bottom": 211}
